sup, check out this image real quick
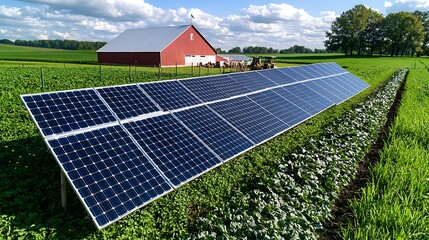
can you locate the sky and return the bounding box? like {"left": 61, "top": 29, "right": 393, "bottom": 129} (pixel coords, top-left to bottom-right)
{"left": 1, "top": 0, "right": 429, "bottom": 50}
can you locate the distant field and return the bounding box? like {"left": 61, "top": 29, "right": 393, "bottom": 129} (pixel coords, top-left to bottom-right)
{"left": 0, "top": 44, "right": 97, "bottom": 63}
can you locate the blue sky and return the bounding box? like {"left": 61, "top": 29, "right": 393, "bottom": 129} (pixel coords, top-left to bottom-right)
{"left": 1, "top": 0, "right": 428, "bottom": 50}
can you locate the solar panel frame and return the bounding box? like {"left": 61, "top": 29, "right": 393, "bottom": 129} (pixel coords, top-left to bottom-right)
{"left": 227, "top": 71, "right": 278, "bottom": 91}
{"left": 21, "top": 88, "right": 117, "bottom": 137}
{"left": 247, "top": 90, "right": 312, "bottom": 128}
{"left": 173, "top": 105, "right": 255, "bottom": 161}
{"left": 138, "top": 80, "right": 202, "bottom": 111}
{"left": 123, "top": 114, "right": 223, "bottom": 187}
{"left": 278, "top": 67, "right": 308, "bottom": 82}
{"left": 46, "top": 124, "right": 174, "bottom": 229}
{"left": 209, "top": 96, "right": 288, "bottom": 144}
{"left": 180, "top": 75, "right": 252, "bottom": 102}
{"left": 95, "top": 84, "right": 162, "bottom": 120}
{"left": 256, "top": 68, "right": 297, "bottom": 86}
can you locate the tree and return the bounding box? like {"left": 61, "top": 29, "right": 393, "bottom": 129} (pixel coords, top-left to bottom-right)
{"left": 361, "top": 10, "right": 384, "bottom": 56}
{"left": 227, "top": 46, "right": 241, "bottom": 53}
{"left": 414, "top": 10, "right": 429, "bottom": 56}
{"left": 325, "top": 5, "right": 377, "bottom": 55}
{"left": 382, "top": 12, "right": 425, "bottom": 56}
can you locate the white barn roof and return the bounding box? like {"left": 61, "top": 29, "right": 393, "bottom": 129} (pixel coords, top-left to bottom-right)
{"left": 218, "top": 54, "right": 252, "bottom": 61}
{"left": 97, "top": 25, "right": 191, "bottom": 53}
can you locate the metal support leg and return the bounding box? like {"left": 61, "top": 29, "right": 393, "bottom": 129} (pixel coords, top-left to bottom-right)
{"left": 61, "top": 170, "right": 67, "bottom": 211}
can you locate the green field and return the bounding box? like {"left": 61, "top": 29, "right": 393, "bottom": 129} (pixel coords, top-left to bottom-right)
{"left": 0, "top": 46, "right": 427, "bottom": 239}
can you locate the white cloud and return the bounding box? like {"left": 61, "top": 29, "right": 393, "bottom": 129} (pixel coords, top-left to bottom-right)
{"left": 0, "top": 2, "right": 337, "bottom": 49}
{"left": 386, "top": 0, "right": 429, "bottom": 13}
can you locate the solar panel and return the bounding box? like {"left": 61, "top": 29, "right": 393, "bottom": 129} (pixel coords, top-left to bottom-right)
{"left": 302, "top": 80, "right": 346, "bottom": 104}
{"left": 21, "top": 89, "right": 117, "bottom": 136}
{"left": 123, "top": 114, "right": 222, "bottom": 187}
{"left": 228, "top": 71, "right": 277, "bottom": 91}
{"left": 247, "top": 90, "right": 311, "bottom": 127}
{"left": 21, "top": 62, "right": 370, "bottom": 230}
{"left": 181, "top": 75, "right": 251, "bottom": 102}
{"left": 275, "top": 83, "right": 334, "bottom": 115}
{"left": 139, "top": 81, "right": 201, "bottom": 110}
{"left": 209, "top": 96, "right": 288, "bottom": 144}
{"left": 278, "top": 67, "right": 308, "bottom": 81}
{"left": 48, "top": 124, "right": 172, "bottom": 229}
{"left": 300, "top": 65, "right": 325, "bottom": 78}
{"left": 174, "top": 105, "right": 254, "bottom": 160}
{"left": 96, "top": 85, "right": 161, "bottom": 120}
{"left": 257, "top": 68, "right": 297, "bottom": 85}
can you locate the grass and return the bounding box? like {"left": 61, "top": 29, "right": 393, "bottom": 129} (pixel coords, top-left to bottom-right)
{"left": 0, "top": 46, "right": 425, "bottom": 238}
{"left": 343, "top": 61, "right": 429, "bottom": 239}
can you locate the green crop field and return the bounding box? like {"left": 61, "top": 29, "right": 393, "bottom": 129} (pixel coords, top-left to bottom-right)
{"left": 0, "top": 47, "right": 427, "bottom": 239}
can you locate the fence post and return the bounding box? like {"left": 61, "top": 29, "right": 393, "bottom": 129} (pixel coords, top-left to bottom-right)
{"left": 129, "top": 65, "right": 131, "bottom": 82}
{"left": 191, "top": 62, "right": 193, "bottom": 76}
{"left": 99, "top": 65, "right": 102, "bottom": 83}
{"left": 176, "top": 62, "right": 178, "bottom": 76}
{"left": 158, "top": 64, "right": 161, "bottom": 80}
{"left": 40, "top": 66, "right": 45, "bottom": 92}
{"left": 199, "top": 64, "right": 201, "bottom": 76}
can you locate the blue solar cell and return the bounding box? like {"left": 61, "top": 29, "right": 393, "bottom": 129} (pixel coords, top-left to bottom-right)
{"left": 324, "top": 74, "right": 359, "bottom": 98}
{"left": 247, "top": 90, "right": 311, "bottom": 127}
{"left": 304, "top": 78, "right": 349, "bottom": 104}
{"left": 96, "top": 85, "right": 160, "bottom": 120}
{"left": 123, "top": 114, "right": 222, "bottom": 187}
{"left": 48, "top": 124, "right": 172, "bottom": 229}
{"left": 274, "top": 83, "right": 334, "bottom": 115}
{"left": 181, "top": 75, "right": 251, "bottom": 102}
{"left": 209, "top": 96, "right": 288, "bottom": 144}
{"left": 300, "top": 65, "right": 325, "bottom": 78}
{"left": 174, "top": 105, "right": 254, "bottom": 160}
{"left": 278, "top": 67, "right": 308, "bottom": 81}
{"left": 22, "top": 89, "right": 117, "bottom": 136}
{"left": 228, "top": 71, "right": 277, "bottom": 91}
{"left": 325, "top": 63, "right": 347, "bottom": 74}
{"left": 139, "top": 81, "right": 201, "bottom": 110}
{"left": 344, "top": 73, "right": 370, "bottom": 90}
{"left": 311, "top": 64, "right": 334, "bottom": 75}
{"left": 257, "top": 69, "right": 297, "bottom": 85}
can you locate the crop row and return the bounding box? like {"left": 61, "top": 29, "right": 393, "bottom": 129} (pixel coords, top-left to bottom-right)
{"left": 192, "top": 70, "right": 407, "bottom": 239}
{"left": 344, "top": 66, "right": 429, "bottom": 238}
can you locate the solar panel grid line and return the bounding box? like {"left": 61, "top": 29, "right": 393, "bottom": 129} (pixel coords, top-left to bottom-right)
{"left": 307, "top": 77, "right": 359, "bottom": 104}
{"left": 204, "top": 104, "right": 256, "bottom": 146}
{"left": 123, "top": 114, "right": 223, "bottom": 188}
{"left": 303, "top": 80, "right": 346, "bottom": 104}
{"left": 138, "top": 80, "right": 202, "bottom": 111}
{"left": 45, "top": 124, "right": 174, "bottom": 229}
{"left": 94, "top": 84, "right": 163, "bottom": 120}
{"left": 325, "top": 76, "right": 361, "bottom": 95}
{"left": 20, "top": 88, "right": 117, "bottom": 137}
{"left": 169, "top": 111, "right": 228, "bottom": 162}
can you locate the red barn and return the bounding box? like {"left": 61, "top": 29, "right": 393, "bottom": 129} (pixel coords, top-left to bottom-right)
{"left": 97, "top": 25, "right": 217, "bottom": 67}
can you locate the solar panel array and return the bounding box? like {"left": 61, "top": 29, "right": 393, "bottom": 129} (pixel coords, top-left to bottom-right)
{"left": 21, "top": 62, "right": 369, "bottom": 229}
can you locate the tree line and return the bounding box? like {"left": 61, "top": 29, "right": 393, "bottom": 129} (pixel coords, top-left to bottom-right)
{"left": 216, "top": 45, "right": 327, "bottom": 54}
{"left": 0, "top": 39, "right": 106, "bottom": 50}
{"left": 325, "top": 5, "right": 429, "bottom": 56}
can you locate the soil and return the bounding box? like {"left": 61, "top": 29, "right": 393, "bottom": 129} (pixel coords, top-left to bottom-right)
{"left": 318, "top": 73, "right": 408, "bottom": 240}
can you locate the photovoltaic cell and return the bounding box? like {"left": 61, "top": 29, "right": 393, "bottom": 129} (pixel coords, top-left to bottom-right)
{"left": 257, "top": 68, "right": 297, "bottom": 85}
{"left": 21, "top": 62, "right": 370, "bottom": 230}
{"left": 278, "top": 67, "right": 308, "bottom": 81}
{"left": 228, "top": 71, "right": 277, "bottom": 91}
{"left": 139, "top": 81, "right": 201, "bottom": 110}
{"left": 47, "top": 124, "right": 172, "bottom": 229}
{"left": 123, "top": 114, "right": 222, "bottom": 187}
{"left": 304, "top": 79, "right": 348, "bottom": 104}
{"left": 22, "top": 89, "right": 117, "bottom": 136}
{"left": 275, "top": 83, "right": 334, "bottom": 115}
{"left": 209, "top": 96, "right": 288, "bottom": 144}
{"left": 96, "top": 85, "right": 160, "bottom": 120}
{"left": 247, "top": 90, "right": 311, "bottom": 127}
{"left": 174, "top": 105, "right": 254, "bottom": 161}
{"left": 181, "top": 75, "right": 251, "bottom": 102}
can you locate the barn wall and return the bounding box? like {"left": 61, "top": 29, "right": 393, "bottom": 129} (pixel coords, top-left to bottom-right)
{"left": 161, "top": 26, "right": 216, "bottom": 66}
{"left": 97, "top": 52, "right": 161, "bottom": 66}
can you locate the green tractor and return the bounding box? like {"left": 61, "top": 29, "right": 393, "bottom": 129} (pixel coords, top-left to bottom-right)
{"left": 250, "top": 56, "right": 276, "bottom": 70}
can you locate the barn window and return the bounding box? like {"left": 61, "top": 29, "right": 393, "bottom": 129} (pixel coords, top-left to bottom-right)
{"left": 190, "top": 33, "right": 194, "bottom": 41}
